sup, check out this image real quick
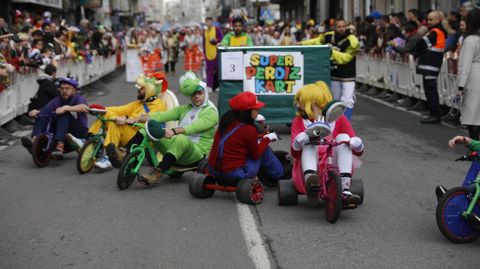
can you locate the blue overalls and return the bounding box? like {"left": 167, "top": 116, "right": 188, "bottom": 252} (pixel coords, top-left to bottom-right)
{"left": 208, "top": 123, "right": 284, "bottom": 180}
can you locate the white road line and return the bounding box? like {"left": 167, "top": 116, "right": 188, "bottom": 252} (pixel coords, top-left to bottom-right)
{"left": 236, "top": 202, "right": 272, "bottom": 269}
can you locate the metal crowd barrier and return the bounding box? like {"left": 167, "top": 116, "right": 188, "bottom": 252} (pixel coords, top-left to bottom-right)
{"left": 0, "top": 53, "right": 123, "bottom": 126}
{"left": 356, "top": 53, "right": 459, "bottom": 109}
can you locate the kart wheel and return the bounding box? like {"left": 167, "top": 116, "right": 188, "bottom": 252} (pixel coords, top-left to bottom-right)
{"left": 196, "top": 158, "right": 209, "bottom": 174}
{"left": 76, "top": 140, "right": 98, "bottom": 174}
{"left": 258, "top": 150, "right": 291, "bottom": 188}
{"left": 436, "top": 187, "right": 480, "bottom": 243}
{"left": 117, "top": 151, "right": 142, "bottom": 190}
{"left": 350, "top": 179, "right": 364, "bottom": 205}
{"left": 325, "top": 171, "right": 342, "bottom": 223}
{"left": 32, "top": 134, "right": 51, "bottom": 168}
{"left": 236, "top": 179, "right": 264, "bottom": 205}
{"left": 189, "top": 174, "right": 215, "bottom": 198}
{"left": 277, "top": 179, "right": 298, "bottom": 206}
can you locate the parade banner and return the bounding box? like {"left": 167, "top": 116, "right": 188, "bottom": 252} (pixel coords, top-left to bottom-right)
{"left": 243, "top": 51, "right": 304, "bottom": 95}
{"left": 219, "top": 46, "right": 330, "bottom": 124}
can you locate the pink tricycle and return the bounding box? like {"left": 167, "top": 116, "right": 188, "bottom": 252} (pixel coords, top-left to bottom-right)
{"left": 277, "top": 103, "right": 364, "bottom": 223}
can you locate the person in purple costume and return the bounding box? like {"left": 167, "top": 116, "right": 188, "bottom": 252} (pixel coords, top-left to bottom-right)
{"left": 203, "top": 17, "right": 223, "bottom": 92}
{"left": 21, "top": 77, "right": 89, "bottom": 158}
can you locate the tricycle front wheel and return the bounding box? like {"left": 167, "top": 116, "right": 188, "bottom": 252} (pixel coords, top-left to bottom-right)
{"left": 117, "top": 151, "right": 142, "bottom": 190}
{"left": 325, "top": 171, "right": 342, "bottom": 223}
{"left": 76, "top": 140, "right": 99, "bottom": 174}
{"left": 436, "top": 187, "right": 480, "bottom": 243}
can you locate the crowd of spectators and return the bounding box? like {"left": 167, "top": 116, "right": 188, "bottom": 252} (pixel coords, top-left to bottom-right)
{"left": 354, "top": 2, "right": 475, "bottom": 74}
{"left": 0, "top": 10, "right": 124, "bottom": 92}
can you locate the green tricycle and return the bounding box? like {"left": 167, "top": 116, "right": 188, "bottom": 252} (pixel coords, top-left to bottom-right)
{"left": 76, "top": 104, "right": 115, "bottom": 174}
{"left": 117, "top": 122, "right": 208, "bottom": 190}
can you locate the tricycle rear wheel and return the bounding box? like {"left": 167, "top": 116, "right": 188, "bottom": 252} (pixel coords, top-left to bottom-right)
{"left": 236, "top": 179, "right": 264, "bottom": 205}
{"left": 350, "top": 179, "right": 364, "bottom": 205}
{"left": 277, "top": 179, "right": 298, "bottom": 206}
{"left": 189, "top": 174, "right": 215, "bottom": 198}
{"left": 32, "top": 134, "right": 51, "bottom": 168}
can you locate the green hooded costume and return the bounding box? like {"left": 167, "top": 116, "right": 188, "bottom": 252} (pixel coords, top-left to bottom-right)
{"left": 143, "top": 72, "right": 219, "bottom": 166}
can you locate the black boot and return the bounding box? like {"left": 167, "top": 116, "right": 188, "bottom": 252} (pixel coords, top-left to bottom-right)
{"left": 421, "top": 114, "right": 441, "bottom": 124}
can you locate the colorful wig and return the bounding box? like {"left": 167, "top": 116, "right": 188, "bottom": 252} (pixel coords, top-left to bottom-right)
{"left": 294, "top": 81, "right": 332, "bottom": 119}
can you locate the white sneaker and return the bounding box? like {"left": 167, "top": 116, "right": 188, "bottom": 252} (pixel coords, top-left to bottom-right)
{"left": 94, "top": 156, "right": 112, "bottom": 169}
{"left": 66, "top": 133, "right": 85, "bottom": 150}
{"left": 342, "top": 190, "right": 353, "bottom": 196}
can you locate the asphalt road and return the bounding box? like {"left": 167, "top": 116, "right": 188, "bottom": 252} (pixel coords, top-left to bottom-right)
{"left": 0, "top": 66, "right": 478, "bottom": 269}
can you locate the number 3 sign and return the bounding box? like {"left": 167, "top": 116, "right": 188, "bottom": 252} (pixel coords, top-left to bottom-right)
{"left": 221, "top": 51, "right": 244, "bottom": 80}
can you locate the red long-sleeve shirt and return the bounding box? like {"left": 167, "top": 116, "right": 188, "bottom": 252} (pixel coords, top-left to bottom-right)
{"left": 208, "top": 121, "right": 270, "bottom": 173}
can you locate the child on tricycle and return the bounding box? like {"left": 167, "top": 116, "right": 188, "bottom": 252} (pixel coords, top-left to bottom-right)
{"left": 436, "top": 135, "right": 480, "bottom": 243}
{"left": 290, "top": 81, "right": 364, "bottom": 207}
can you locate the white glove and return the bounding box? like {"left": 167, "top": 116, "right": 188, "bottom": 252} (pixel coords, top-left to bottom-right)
{"left": 292, "top": 132, "right": 309, "bottom": 151}
{"left": 263, "top": 132, "right": 278, "bottom": 142}
{"left": 350, "top": 136, "right": 364, "bottom": 152}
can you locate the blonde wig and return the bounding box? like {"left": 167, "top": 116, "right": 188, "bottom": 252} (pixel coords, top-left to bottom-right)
{"left": 294, "top": 81, "right": 332, "bottom": 119}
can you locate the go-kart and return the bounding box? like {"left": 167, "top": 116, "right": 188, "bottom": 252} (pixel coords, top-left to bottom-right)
{"left": 189, "top": 173, "right": 265, "bottom": 205}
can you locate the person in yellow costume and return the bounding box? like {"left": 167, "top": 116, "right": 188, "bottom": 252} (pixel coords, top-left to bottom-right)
{"left": 67, "top": 72, "right": 168, "bottom": 169}
{"left": 220, "top": 16, "right": 253, "bottom": 47}
{"left": 298, "top": 18, "right": 359, "bottom": 120}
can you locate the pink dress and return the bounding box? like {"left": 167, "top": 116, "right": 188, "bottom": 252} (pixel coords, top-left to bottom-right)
{"left": 289, "top": 115, "right": 357, "bottom": 194}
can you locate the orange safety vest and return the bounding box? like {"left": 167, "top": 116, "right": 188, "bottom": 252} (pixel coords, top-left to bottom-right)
{"left": 427, "top": 28, "right": 446, "bottom": 52}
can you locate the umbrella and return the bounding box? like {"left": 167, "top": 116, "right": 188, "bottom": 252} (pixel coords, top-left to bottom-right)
{"left": 149, "top": 22, "right": 161, "bottom": 32}
{"left": 173, "top": 23, "right": 183, "bottom": 30}
{"left": 369, "top": 10, "right": 383, "bottom": 19}
{"left": 160, "top": 23, "right": 171, "bottom": 33}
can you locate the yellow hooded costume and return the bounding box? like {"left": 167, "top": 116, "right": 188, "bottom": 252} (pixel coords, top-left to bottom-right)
{"left": 89, "top": 73, "right": 168, "bottom": 147}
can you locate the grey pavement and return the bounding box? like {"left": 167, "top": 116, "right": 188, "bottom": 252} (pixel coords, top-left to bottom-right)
{"left": 0, "top": 66, "right": 478, "bottom": 269}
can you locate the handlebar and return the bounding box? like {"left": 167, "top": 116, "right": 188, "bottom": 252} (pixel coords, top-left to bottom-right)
{"left": 308, "top": 137, "right": 350, "bottom": 147}
{"left": 456, "top": 151, "right": 478, "bottom": 162}
{"left": 125, "top": 122, "right": 145, "bottom": 128}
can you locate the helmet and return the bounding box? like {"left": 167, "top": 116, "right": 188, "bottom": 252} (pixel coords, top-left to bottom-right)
{"left": 58, "top": 77, "right": 79, "bottom": 89}
{"left": 179, "top": 72, "right": 206, "bottom": 96}
{"left": 135, "top": 74, "right": 165, "bottom": 101}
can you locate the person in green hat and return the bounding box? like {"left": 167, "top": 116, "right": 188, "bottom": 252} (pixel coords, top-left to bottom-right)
{"left": 128, "top": 71, "right": 219, "bottom": 185}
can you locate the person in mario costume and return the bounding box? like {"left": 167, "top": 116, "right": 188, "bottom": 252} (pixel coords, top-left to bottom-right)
{"left": 207, "top": 91, "right": 284, "bottom": 181}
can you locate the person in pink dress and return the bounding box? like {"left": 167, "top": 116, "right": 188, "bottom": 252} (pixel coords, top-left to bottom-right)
{"left": 290, "top": 81, "right": 364, "bottom": 206}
